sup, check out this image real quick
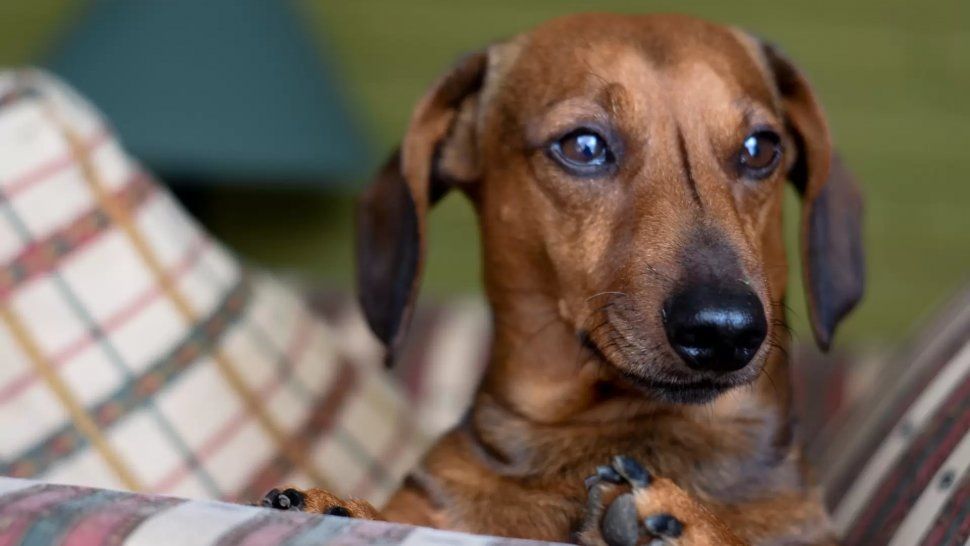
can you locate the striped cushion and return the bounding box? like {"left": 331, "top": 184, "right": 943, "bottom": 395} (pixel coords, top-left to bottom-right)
{"left": 815, "top": 287, "right": 970, "bottom": 545}
{"left": 0, "top": 69, "right": 428, "bottom": 506}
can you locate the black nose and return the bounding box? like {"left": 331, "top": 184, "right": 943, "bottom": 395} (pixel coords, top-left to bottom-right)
{"left": 663, "top": 284, "right": 767, "bottom": 372}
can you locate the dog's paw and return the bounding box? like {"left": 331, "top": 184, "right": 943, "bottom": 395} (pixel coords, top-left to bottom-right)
{"left": 579, "top": 456, "right": 681, "bottom": 545}
{"left": 260, "top": 487, "right": 380, "bottom": 519}
{"left": 261, "top": 488, "right": 306, "bottom": 511}
{"left": 578, "top": 456, "right": 742, "bottom": 546}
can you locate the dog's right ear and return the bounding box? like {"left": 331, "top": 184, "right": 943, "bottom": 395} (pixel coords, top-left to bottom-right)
{"left": 355, "top": 50, "right": 492, "bottom": 361}
{"left": 758, "top": 41, "right": 866, "bottom": 351}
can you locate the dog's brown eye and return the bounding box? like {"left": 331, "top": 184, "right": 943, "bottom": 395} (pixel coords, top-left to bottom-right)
{"left": 739, "top": 131, "right": 781, "bottom": 178}
{"left": 561, "top": 132, "right": 606, "bottom": 164}
{"left": 549, "top": 129, "right": 614, "bottom": 175}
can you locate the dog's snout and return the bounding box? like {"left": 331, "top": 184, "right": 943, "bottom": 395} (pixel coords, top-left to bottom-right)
{"left": 662, "top": 284, "right": 767, "bottom": 372}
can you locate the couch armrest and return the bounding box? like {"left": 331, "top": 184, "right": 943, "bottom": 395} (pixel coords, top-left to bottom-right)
{"left": 0, "top": 477, "right": 563, "bottom": 545}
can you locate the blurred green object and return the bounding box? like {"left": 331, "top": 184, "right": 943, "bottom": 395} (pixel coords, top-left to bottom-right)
{"left": 45, "top": 0, "right": 371, "bottom": 185}
{"left": 0, "top": 0, "right": 967, "bottom": 345}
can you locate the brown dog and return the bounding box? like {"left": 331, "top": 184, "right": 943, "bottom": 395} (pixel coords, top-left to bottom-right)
{"left": 263, "top": 13, "right": 864, "bottom": 545}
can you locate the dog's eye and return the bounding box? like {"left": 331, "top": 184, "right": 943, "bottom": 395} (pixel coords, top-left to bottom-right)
{"left": 739, "top": 131, "right": 781, "bottom": 178}
{"left": 549, "top": 129, "right": 614, "bottom": 175}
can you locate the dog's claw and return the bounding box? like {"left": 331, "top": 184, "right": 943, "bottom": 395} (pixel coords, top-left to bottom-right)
{"left": 262, "top": 488, "right": 305, "bottom": 511}
{"left": 598, "top": 464, "right": 625, "bottom": 483}
{"left": 611, "top": 455, "right": 651, "bottom": 488}
{"left": 645, "top": 513, "right": 683, "bottom": 538}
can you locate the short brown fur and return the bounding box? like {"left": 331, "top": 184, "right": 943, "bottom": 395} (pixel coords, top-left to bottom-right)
{"left": 273, "top": 13, "right": 864, "bottom": 545}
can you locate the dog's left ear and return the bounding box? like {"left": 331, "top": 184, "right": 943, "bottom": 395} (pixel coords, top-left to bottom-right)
{"left": 356, "top": 50, "right": 493, "bottom": 362}
{"left": 760, "top": 41, "right": 865, "bottom": 350}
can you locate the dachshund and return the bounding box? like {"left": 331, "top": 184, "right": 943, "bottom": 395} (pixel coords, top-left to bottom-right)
{"left": 263, "top": 13, "right": 864, "bottom": 545}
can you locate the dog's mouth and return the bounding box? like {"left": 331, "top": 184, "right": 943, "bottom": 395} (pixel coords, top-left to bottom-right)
{"left": 579, "top": 329, "right": 746, "bottom": 405}
{"left": 615, "top": 372, "right": 737, "bottom": 405}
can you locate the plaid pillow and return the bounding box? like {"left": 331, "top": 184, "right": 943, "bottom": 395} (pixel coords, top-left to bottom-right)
{"left": 0, "top": 69, "right": 428, "bottom": 506}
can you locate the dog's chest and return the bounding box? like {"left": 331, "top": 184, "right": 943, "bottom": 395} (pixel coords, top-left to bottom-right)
{"left": 537, "top": 411, "right": 803, "bottom": 505}
{"left": 438, "top": 413, "right": 798, "bottom": 532}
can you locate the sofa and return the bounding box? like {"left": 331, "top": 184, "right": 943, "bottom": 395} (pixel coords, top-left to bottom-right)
{"left": 0, "top": 70, "right": 966, "bottom": 545}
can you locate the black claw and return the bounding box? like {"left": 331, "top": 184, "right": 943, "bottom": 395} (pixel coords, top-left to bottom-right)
{"left": 262, "top": 488, "right": 305, "bottom": 511}
{"left": 325, "top": 505, "right": 352, "bottom": 517}
{"left": 601, "top": 493, "right": 640, "bottom": 546}
{"left": 261, "top": 489, "right": 280, "bottom": 508}
{"left": 585, "top": 464, "right": 623, "bottom": 491}
{"left": 281, "top": 489, "right": 305, "bottom": 510}
{"left": 645, "top": 513, "right": 683, "bottom": 538}
{"left": 612, "top": 455, "right": 651, "bottom": 488}
{"left": 596, "top": 464, "right": 624, "bottom": 484}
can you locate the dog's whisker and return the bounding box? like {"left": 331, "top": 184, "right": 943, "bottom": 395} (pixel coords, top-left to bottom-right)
{"left": 644, "top": 265, "right": 675, "bottom": 283}
{"left": 759, "top": 351, "right": 781, "bottom": 400}
{"left": 584, "top": 291, "right": 629, "bottom": 303}
{"left": 769, "top": 300, "right": 801, "bottom": 319}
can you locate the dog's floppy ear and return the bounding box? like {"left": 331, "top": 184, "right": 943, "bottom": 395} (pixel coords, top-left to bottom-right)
{"left": 761, "top": 42, "right": 865, "bottom": 350}
{"left": 355, "top": 51, "right": 490, "bottom": 361}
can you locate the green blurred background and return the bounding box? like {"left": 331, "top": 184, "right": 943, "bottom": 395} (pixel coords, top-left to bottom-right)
{"left": 2, "top": 0, "right": 967, "bottom": 347}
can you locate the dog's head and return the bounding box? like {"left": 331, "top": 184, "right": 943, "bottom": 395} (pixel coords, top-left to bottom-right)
{"left": 357, "top": 13, "right": 864, "bottom": 404}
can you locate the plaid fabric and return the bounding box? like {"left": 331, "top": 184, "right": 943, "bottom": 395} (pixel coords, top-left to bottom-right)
{"left": 0, "top": 477, "right": 559, "bottom": 546}
{"left": 0, "top": 69, "right": 428, "bottom": 506}
{"left": 309, "top": 292, "right": 492, "bottom": 439}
